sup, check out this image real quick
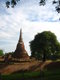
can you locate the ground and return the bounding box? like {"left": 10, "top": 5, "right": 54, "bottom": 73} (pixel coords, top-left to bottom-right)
{"left": 0, "top": 60, "right": 60, "bottom": 74}
{"left": 0, "top": 60, "right": 60, "bottom": 80}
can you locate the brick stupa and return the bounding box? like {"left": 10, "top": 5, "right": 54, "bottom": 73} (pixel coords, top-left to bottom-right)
{"left": 13, "top": 29, "right": 29, "bottom": 59}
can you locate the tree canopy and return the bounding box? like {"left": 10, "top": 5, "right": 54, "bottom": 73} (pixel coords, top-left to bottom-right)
{"left": 30, "top": 31, "right": 60, "bottom": 61}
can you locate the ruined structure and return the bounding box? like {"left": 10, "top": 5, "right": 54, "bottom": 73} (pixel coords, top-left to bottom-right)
{"left": 13, "top": 29, "right": 29, "bottom": 59}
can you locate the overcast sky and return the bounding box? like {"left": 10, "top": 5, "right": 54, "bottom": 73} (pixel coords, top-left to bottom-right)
{"left": 0, "top": 0, "right": 60, "bottom": 55}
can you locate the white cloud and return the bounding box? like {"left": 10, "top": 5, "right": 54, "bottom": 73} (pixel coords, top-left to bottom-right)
{"left": 0, "top": 0, "right": 60, "bottom": 55}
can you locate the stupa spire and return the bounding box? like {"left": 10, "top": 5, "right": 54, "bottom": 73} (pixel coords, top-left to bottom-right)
{"left": 19, "top": 29, "right": 23, "bottom": 42}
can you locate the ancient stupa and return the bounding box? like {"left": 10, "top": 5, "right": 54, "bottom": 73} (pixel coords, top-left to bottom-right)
{"left": 13, "top": 29, "right": 29, "bottom": 59}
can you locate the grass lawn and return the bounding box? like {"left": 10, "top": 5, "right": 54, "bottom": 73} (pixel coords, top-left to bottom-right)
{"left": 1, "top": 70, "right": 60, "bottom": 80}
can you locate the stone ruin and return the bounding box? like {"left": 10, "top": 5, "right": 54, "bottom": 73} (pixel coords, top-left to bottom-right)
{"left": 12, "top": 29, "right": 30, "bottom": 60}
{"left": 2, "top": 29, "right": 30, "bottom": 63}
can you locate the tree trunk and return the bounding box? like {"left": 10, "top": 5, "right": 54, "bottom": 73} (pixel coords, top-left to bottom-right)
{"left": 43, "top": 52, "right": 46, "bottom": 62}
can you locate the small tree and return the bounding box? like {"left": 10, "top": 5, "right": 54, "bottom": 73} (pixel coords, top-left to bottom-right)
{"left": 30, "top": 31, "right": 60, "bottom": 61}
{"left": 0, "top": 49, "right": 4, "bottom": 56}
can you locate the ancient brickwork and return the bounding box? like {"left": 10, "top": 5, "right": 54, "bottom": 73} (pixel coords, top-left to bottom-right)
{"left": 13, "top": 29, "right": 29, "bottom": 59}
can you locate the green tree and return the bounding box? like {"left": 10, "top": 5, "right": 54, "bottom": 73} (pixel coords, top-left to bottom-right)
{"left": 30, "top": 31, "right": 60, "bottom": 61}
{"left": 0, "top": 50, "right": 4, "bottom": 56}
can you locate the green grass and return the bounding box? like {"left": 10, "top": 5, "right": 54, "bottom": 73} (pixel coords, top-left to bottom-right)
{"left": 2, "top": 72, "right": 40, "bottom": 80}
{"left": 42, "top": 69, "right": 60, "bottom": 80}
{"left": 1, "top": 70, "right": 60, "bottom": 80}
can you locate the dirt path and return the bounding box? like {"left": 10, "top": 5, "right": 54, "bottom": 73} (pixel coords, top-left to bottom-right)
{"left": 0, "top": 61, "right": 60, "bottom": 74}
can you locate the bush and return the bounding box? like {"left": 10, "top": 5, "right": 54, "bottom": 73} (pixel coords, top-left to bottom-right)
{"left": 0, "top": 50, "right": 4, "bottom": 56}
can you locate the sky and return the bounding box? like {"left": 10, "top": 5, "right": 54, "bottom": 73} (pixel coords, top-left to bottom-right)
{"left": 0, "top": 0, "right": 60, "bottom": 55}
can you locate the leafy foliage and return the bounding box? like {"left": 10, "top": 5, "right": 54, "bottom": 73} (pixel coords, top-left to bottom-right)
{"left": 39, "top": 0, "right": 60, "bottom": 13}
{"left": 39, "top": 0, "right": 46, "bottom": 6}
{"left": 6, "top": 0, "right": 20, "bottom": 8}
{"left": 5, "top": 0, "right": 60, "bottom": 14}
{"left": 0, "top": 49, "right": 4, "bottom": 56}
{"left": 30, "top": 31, "right": 60, "bottom": 61}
